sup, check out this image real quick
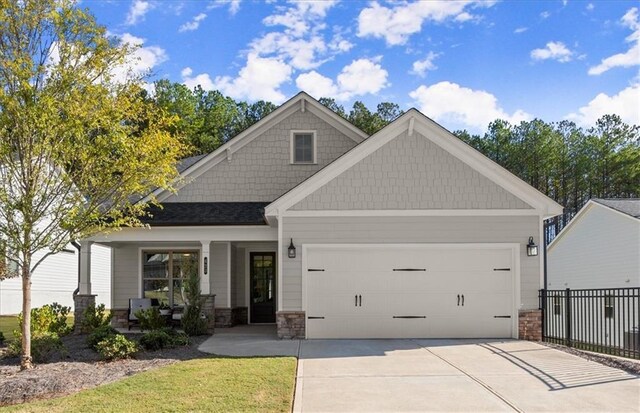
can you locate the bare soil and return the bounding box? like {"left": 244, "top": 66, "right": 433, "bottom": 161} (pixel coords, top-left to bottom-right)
{"left": 0, "top": 333, "right": 209, "bottom": 406}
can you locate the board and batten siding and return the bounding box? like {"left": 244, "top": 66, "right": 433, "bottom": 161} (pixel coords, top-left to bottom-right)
{"left": 548, "top": 205, "right": 640, "bottom": 289}
{"left": 281, "top": 215, "right": 541, "bottom": 311}
{"left": 112, "top": 244, "right": 139, "bottom": 309}
{"left": 164, "top": 110, "right": 357, "bottom": 203}
{"left": 292, "top": 130, "right": 533, "bottom": 211}
{"left": 211, "top": 242, "right": 229, "bottom": 308}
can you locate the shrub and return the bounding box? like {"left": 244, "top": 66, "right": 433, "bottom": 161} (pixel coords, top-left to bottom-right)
{"left": 0, "top": 331, "right": 4, "bottom": 344}
{"left": 81, "top": 303, "right": 112, "bottom": 333}
{"left": 139, "top": 330, "right": 173, "bottom": 351}
{"left": 7, "top": 332, "right": 64, "bottom": 363}
{"left": 14, "top": 303, "right": 72, "bottom": 340}
{"left": 169, "top": 330, "right": 190, "bottom": 347}
{"left": 95, "top": 334, "right": 137, "bottom": 360}
{"left": 87, "top": 325, "right": 118, "bottom": 350}
{"left": 181, "top": 267, "right": 208, "bottom": 336}
{"left": 134, "top": 307, "right": 165, "bottom": 331}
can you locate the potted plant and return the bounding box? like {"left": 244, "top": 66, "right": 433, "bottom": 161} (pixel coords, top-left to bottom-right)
{"left": 158, "top": 302, "right": 172, "bottom": 316}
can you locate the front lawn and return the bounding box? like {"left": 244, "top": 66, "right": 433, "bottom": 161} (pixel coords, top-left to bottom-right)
{"left": 3, "top": 357, "right": 297, "bottom": 413}
{"left": 0, "top": 316, "right": 74, "bottom": 341}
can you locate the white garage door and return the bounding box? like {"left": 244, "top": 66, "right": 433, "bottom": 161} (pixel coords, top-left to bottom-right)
{"left": 305, "top": 245, "right": 516, "bottom": 339}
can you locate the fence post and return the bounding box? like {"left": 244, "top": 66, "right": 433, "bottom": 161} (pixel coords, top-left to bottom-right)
{"left": 540, "top": 289, "right": 547, "bottom": 341}
{"left": 565, "top": 288, "right": 572, "bottom": 348}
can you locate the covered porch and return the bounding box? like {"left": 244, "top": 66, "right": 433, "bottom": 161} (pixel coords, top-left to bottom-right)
{"left": 76, "top": 208, "right": 279, "bottom": 333}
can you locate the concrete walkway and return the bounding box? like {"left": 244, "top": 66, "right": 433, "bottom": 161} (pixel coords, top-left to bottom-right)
{"left": 295, "top": 339, "right": 640, "bottom": 412}
{"left": 198, "top": 325, "right": 300, "bottom": 357}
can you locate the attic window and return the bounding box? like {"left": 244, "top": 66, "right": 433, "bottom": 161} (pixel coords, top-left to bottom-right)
{"left": 291, "top": 131, "right": 316, "bottom": 164}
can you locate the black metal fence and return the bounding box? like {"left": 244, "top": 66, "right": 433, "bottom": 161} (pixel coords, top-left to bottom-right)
{"left": 540, "top": 288, "right": 640, "bottom": 359}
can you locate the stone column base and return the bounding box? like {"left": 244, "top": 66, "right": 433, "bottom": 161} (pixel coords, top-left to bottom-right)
{"left": 73, "top": 294, "right": 96, "bottom": 333}
{"left": 276, "top": 311, "right": 305, "bottom": 339}
{"left": 519, "top": 309, "right": 542, "bottom": 341}
{"left": 110, "top": 309, "right": 129, "bottom": 329}
{"left": 201, "top": 295, "right": 216, "bottom": 334}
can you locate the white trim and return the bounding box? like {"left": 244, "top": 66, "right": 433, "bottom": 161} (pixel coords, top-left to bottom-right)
{"left": 283, "top": 209, "right": 538, "bottom": 218}
{"left": 301, "top": 243, "right": 521, "bottom": 339}
{"left": 146, "top": 92, "right": 366, "bottom": 203}
{"left": 266, "top": 109, "right": 563, "bottom": 219}
{"left": 226, "top": 242, "right": 231, "bottom": 308}
{"left": 547, "top": 200, "right": 640, "bottom": 251}
{"left": 277, "top": 214, "right": 283, "bottom": 312}
{"left": 407, "top": 116, "right": 415, "bottom": 137}
{"left": 110, "top": 246, "right": 115, "bottom": 310}
{"left": 290, "top": 130, "right": 317, "bottom": 165}
{"left": 137, "top": 246, "right": 200, "bottom": 304}
{"left": 87, "top": 226, "right": 277, "bottom": 243}
{"left": 539, "top": 214, "right": 545, "bottom": 290}
{"left": 244, "top": 247, "right": 278, "bottom": 324}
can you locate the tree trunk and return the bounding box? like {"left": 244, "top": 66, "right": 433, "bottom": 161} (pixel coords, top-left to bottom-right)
{"left": 20, "top": 251, "right": 33, "bottom": 370}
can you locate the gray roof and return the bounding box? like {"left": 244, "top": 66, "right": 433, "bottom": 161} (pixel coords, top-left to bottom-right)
{"left": 593, "top": 198, "right": 640, "bottom": 219}
{"left": 139, "top": 202, "right": 269, "bottom": 226}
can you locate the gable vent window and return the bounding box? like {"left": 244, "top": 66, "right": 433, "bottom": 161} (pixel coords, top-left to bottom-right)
{"left": 291, "top": 131, "right": 316, "bottom": 164}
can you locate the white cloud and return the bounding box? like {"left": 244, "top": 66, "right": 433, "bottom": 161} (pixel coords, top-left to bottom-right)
{"left": 251, "top": 33, "right": 328, "bottom": 70}
{"left": 111, "top": 33, "right": 168, "bottom": 83}
{"left": 357, "top": 1, "right": 496, "bottom": 46}
{"left": 409, "top": 81, "right": 532, "bottom": 131}
{"left": 179, "top": 13, "right": 207, "bottom": 33}
{"left": 530, "top": 41, "right": 574, "bottom": 63}
{"left": 410, "top": 52, "right": 440, "bottom": 77}
{"left": 296, "top": 57, "right": 389, "bottom": 101}
{"left": 566, "top": 84, "right": 640, "bottom": 126}
{"left": 208, "top": 0, "right": 242, "bottom": 16}
{"left": 514, "top": 27, "right": 528, "bottom": 34}
{"left": 181, "top": 67, "right": 215, "bottom": 90}
{"left": 588, "top": 7, "right": 640, "bottom": 75}
{"left": 126, "top": 0, "right": 153, "bottom": 26}
{"left": 212, "top": 53, "right": 292, "bottom": 103}
{"left": 586, "top": 3, "right": 594, "bottom": 11}
{"left": 540, "top": 11, "right": 551, "bottom": 19}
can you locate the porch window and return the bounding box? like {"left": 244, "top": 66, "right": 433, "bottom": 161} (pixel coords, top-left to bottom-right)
{"left": 142, "top": 251, "right": 198, "bottom": 307}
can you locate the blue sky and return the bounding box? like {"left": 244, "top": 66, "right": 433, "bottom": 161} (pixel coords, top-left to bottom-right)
{"left": 87, "top": 0, "right": 639, "bottom": 133}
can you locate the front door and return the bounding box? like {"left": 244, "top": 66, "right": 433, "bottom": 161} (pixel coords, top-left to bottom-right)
{"left": 250, "top": 252, "right": 276, "bottom": 323}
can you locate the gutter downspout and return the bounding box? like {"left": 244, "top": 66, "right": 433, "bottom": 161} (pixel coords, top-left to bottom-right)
{"left": 72, "top": 241, "right": 81, "bottom": 297}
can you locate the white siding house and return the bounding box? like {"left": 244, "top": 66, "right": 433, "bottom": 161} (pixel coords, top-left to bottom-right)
{"left": 548, "top": 199, "right": 640, "bottom": 289}
{"left": 83, "top": 92, "right": 563, "bottom": 339}
{"left": 0, "top": 245, "right": 111, "bottom": 315}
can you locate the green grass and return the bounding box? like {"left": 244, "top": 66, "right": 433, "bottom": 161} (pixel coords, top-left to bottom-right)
{"left": 0, "top": 316, "right": 74, "bottom": 341}
{"left": 2, "top": 357, "right": 297, "bottom": 413}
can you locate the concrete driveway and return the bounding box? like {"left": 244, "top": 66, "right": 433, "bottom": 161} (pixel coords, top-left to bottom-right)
{"left": 295, "top": 339, "right": 640, "bottom": 412}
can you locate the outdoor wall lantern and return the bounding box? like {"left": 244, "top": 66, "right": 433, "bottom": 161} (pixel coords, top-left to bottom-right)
{"left": 288, "top": 238, "right": 296, "bottom": 259}
{"left": 526, "top": 236, "right": 538, "bottom": 257}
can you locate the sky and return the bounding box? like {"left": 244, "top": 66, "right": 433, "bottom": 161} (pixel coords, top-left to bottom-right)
{"left": 85, "top": 0, "right": 640, "bottom": 134}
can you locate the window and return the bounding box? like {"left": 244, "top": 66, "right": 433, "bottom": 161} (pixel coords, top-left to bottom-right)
{"left": 291, "top": 131, "right": 316, "bottom": 164}
{"left": 604, "top": 295, "right": 614, "bottom": 319}
{"left": 142, "top": 251, "right": 198, "bottom": 307}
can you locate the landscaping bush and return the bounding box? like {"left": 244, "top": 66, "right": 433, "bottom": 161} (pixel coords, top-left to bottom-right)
{"left": 181, "top": 267, "right": 208, "bottom": 336}
{"left": 87, "top": 325, "right": 118, "bottom": 350}
{"left": 139, "top": 328, "right": 190, "bottom": 351}
{"left": 7, "top": 332, "right": 64, "bottom": 363}
{"left": 135, "top": 307, "right": 165, "bottom": 331}
{"left": 0, "top": 331, "right": 4, "bottom": 344}
{"left": 81, "top": 303, "right": 112, "bottom": 333}
{"left": 14, "top": 303, "right": 72, "bottom": 340}
{"left": 95, "top": 334, "right": 137, "bottom": 360}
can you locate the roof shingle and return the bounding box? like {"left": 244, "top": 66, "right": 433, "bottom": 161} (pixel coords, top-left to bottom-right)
{"left": 139, "top": 202, "right": 268, "bottom": 226}
{"left": 593, "top": 198, "right": 640, "bottom": 219}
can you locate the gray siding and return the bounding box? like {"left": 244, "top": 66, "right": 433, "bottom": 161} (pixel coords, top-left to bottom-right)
{"left": 234, "top": 246, "right": 246, "bottom": 307}
{"left": 165, "top": 110, "right": 357, "bottom": 202}
{"left": 548, "top": 205, "right": 640, "bottom": 289}
{"left": 211, "top": 243, "right": 229, "bottom": 308}
{"left": 292, "top": 130, "right": 532, "bottom": 210}
{"left": 112, "top": 245, "right": 139, "bottom": 309}
{"left": 282, "top": 215, "right": 541, "bottom": 311}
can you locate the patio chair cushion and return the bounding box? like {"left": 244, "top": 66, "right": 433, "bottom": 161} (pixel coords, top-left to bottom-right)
{"left": 129, "top": 298, "right": 152, "bottom": 321}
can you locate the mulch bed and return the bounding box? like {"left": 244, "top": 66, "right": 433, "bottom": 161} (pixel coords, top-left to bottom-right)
{"left": 0, "top": 333, "right": 210, "bottom": 407}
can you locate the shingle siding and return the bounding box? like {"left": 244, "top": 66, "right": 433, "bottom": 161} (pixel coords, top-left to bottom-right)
{"left": 282, "top": 215, "right": 541, "bottom": 311}
{"left": 292, "top": 130, "right": 532, "bottom": 210}
{"left": 165, "top": 110, "right": 357, "bottom": 202}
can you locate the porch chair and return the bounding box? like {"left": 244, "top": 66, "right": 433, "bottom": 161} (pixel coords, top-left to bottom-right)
{"left": 128, "top": 298, "right": 153, "bottom": 330}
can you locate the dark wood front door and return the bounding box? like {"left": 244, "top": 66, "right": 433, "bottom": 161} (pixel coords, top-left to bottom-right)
{"left": 250, "top": 252, "right": 276, "bottom": 323}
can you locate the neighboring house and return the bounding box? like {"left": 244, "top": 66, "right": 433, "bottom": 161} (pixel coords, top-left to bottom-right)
{"left": 0, "top": 245, "right": 111, "bottom": 315}
{"left": 548, "top": 199, "right": 640, "bottom": 289}
{"left": 81, "top": 92, "right": 562, "bottom": 340}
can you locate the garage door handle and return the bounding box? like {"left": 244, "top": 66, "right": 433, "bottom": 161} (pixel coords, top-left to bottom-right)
{"left": 494, "top": 315, "right": 511, "bottom": 319}
{"left": 457, "top": 294, "right": 460, "bottom": 306}
{"left": 308, "top": 268, "right": 325, "bottom": 272}
{"left": 393, "top": 268, "right": 426, "bottom": 271}
{"left": 308, "top": 316, "right": 325, "bottom": 319}
{"left": 393, "top": 316, "right": 426, "bottom": 319}
{"left": 493, "top": 268, "right": 511, "bottom": 271}
{"left": 359, "top": 295, "right": 362, "bottom": 307}
{"left": 355, "top": 295, "right": 358, "bottom": 307}
{"left": 461, "top": 294, "right": 464, "bottom": 306}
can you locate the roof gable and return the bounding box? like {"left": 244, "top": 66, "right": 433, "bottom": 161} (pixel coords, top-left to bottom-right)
{"left": 265, "top": 109, "right": 563, "bottom": 219}
{"left": 145, "top": 92, "right": 367, "bottom": 203}
{"left": 593, "top": 199, "right": 640, "bottom": 219}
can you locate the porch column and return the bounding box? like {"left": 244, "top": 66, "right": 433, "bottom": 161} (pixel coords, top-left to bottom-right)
{"left": 200, "top": 240, "right": 211, "bottom": 295}
{"left": 79, "top": 240, "right": 93, "bottom": 295}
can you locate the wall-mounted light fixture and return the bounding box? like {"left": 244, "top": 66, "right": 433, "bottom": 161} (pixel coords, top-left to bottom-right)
{"left": 204, "top": 257, "right": 208, "bottom": 274}
{"left": 288, "top": 238, "right": 296, "bottom": 259}
{"left": 526, "top": 236, "right": 538, "bottom": 257}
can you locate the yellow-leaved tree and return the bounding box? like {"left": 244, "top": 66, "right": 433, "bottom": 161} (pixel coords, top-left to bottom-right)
{"left": 0, "top": 0, "right": 187, "bottom": 369}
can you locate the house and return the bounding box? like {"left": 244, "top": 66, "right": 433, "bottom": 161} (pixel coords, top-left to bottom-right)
{"left": 79, "top": 92, "right": 563, "bottom": 340}
{"left": 548, "top": 199, "right": 640, "bottom": 289}
{"left": 0, "top": 245, "right": 111, "bottom": 315}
